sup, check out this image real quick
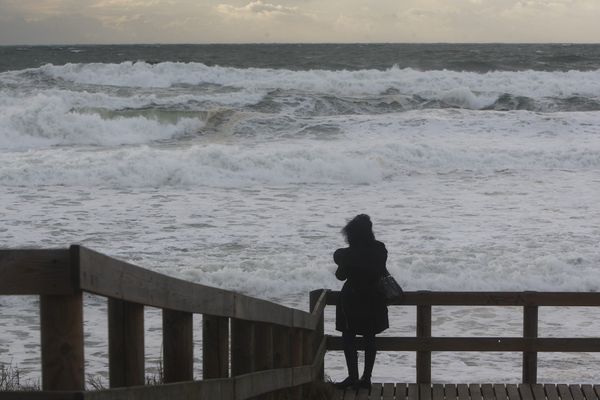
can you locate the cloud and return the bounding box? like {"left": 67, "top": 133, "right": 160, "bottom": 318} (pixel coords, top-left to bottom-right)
{"left": 215, "top": 1, "right": 300, "bottom": 19}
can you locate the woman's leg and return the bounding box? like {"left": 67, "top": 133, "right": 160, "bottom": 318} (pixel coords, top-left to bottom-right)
{"left": 342, "top": 331, "right": 359, "bottom": 381}
{"left": 362, "top": 334, "right": 377, "bottom": 382}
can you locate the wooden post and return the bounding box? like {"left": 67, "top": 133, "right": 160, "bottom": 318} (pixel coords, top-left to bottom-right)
{"left": 290, "top": 328, "right": 304, "bottom": 400}
{"left": 255, "top": 322, "right": 274, "bottom": 371}
{"left": 273, "top": 326, "right": 292, "bottom": 400}
{"left": 108, "top": 298, "right": 145, "bottom": 388}
{"left": 310, "top": 290, "right": 325, "bottom": 380}
{"left": 163, "top": 309, "right": 193, "bottom": 383}
{"left": 416, "top": 302, "right": 432, "bottom": 384}
{"left": 231, "top": 319, "right": 255, "bottom": 375}
{"left": 273, "top": 326, "right": 291, "bottom": 369}
{"left": 40, "top": 293, "right": 85, "bottom": 390}
{"left": 255, "top": 322, "right": 275, "bottom": 400}
{"left": 203, "top": 315, "right": 229, "bottom": 379}
{"left": 523, "top": 303, "right": 539, "bottom": 384}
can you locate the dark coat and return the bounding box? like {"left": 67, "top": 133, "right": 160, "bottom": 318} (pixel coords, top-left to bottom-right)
{"left": 334, "top": 240, "right": 389, "bottom": 335}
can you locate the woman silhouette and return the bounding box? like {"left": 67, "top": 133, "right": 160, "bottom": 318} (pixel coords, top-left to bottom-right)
{"left": 334, "top": 214, "right": 389, "bottom": 390}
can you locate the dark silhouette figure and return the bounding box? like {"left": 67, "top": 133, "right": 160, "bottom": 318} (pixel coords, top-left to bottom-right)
{"left": 333, "top": 214, "right": 389, "bottom": 390}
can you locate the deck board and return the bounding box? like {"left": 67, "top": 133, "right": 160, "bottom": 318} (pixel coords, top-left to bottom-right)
{"left": 582, "top": 385, "right": 598, "bottom": 400}
{"left": 371, "top": 383, "right": 383, "bottom": 400}
{"left": 571, "top": 384, "right": 586, "bottom": 400}
{"left": 470, "top": 384, "right": 483, "bottom": 400}
{"left": 506, "top": 384, "right": 521, "bottom": 400}
{"left": 381, "top": 383, "right": 394, "bottom": 400}
{"left": 545, "top": 384, "right": 560, "bottom": 400}
{"left": 446, "top": 384, "right": 459, "bottom": 400}
{"left": 458, "top": 384, "right": 470, "bottom": 400}
{"left": 494, "top": 384, "right": 508, "bottom": 400}
{"left": 559, "top": 384, "right": 574, "bottom": 400}
{"left": 334, "top": 384, "right": 600, "bottom": 400}
{"left": 421, "top": 383, "right": 432, "bottom": 400}
{"left": 432, "top": 384, "right": 444, "bottom": 400}
{"left": 519, "top": 384, "right": 534, "bottom": 400}
{"left": 531, "top": 384, "right": 546, "bottom": 400}
{"left": 408, "top": 384, "right": 419, "bottom": 400}
{"left": 482, "top": 384, "right": 495, "bottom": 400}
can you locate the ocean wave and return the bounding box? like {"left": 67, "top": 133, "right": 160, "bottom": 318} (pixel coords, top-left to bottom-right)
{"left": 2, "top": 139, "right": 600, "bottom": 188}
{"left": 0, "top": 90, "right": 204, "bottom": 149}
{"left": 22, "top": 62, "right": 600, "bottom": 101}
{"left": 0, "top": 93, "right": 203, "bottom": 149}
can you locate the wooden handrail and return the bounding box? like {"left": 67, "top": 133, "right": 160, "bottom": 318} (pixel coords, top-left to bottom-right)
{"left": 326, "top": 290, "right": 600, "bottom": 306}
{"left": 324, "top": 289, "right": 600, "bottom": 385}
{"left": 0, "top": 246, "right": 327, "bottom": 398}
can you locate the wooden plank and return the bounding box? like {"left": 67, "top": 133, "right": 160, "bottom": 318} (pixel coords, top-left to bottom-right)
{"left": 203, "top": 315, "right": 229, "bottom": 379}
{"left": 162, "top": 309, "right": 193, "bottom": 383}
{"left": 594, "top": 386, "right": 600, "bottom": 400}
{"left": 531, "top": 384, "right": 546, "bottom": 400}
{"left": 356, "top": 387, "right": 370, "bottom": 400}
{"left": 371, "top": 383, "right": 383, "bottom": 400}
{"left": 0, "top": 249, "right": 73, "bottom": 295}
{"left": 421, "top": 384, "right": 432, "bottom": 400}
{"left": 396, "top": 383, "right": 408, "bottom": 400}
{"left": 494, "top": 384, "right": 508, "bottom": 400}
{"left": 544, "top": 384, "right": 559, "bottom": 400}
{"left": 40, "top": 292, "right": 85, "bottom": 391}
{"left": 481, "top": 384, "right": 495, "bottom": 400}
{"left": 325, "top": 290, "right": 600, "bottom": 307}
{"left": 332, "top": 387, "right": 345, "bottom": 400}
{"left": 570, "top": 385, "right": 585, "bottom": 400}
{"left": 382, "top": 383, "right": 395, "bottom": 400}
{"left": 433, "top": 384, "right": 445, "bottom": 400}
{"left": 519, "top": 384, "right": 534, "bottom": 400}
{"left": 446, "top": 384, "right": 459, "bottom": 400}
{"left": 0, "top": 392, "right": 83, "bottom": 400}
{"left": 506, "top": 384, "right": 521, "bottom": 400}
{"left": 326, "top": 336, "right": 600, "bottom": 352}
{"left": 345, "top": 388, "right": 358, "bottom": 400}
{"left": 79, "top": 246, "right": 235, "bottom": 317}
{"left": 457, "top": 384, "right": 470, "bottom": 400}
{"left": 558, "top": 385, "right": 574, "bottom": 400}
{"left": 273, "top": 326, "right": 291, "bottom": 368}
{"left": 310, "top": 289, "right": 326, "bottom": 380}
{"left": 79, "top": 246, "right": 316, "bottom": 329}
{"left": 108, "top": 299, "right": 145, "bottom": 388}
{"left": 231, "top": 319, "right": 255, "bottom": 376}
{"left": 470, "top": 384, "right": 483, "bottom": 400}
{"left": 254, "top": 322, "right": 274, "bottom": 371}
{"left": 84, "top": 378, "right": 233, "bottom": 400}
{"left": 581, "top": 385, "right": 598, "bottom": 400}
{"left": 234, "top": 368, "right": 292, "bottom": 400}
{"left": 408, "top": 383, "right": 419, "bottom": 400}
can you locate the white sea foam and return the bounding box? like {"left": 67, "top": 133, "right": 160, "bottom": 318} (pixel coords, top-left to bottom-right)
{"left": 26, "top": 62, "right": 600, "bottom": 102}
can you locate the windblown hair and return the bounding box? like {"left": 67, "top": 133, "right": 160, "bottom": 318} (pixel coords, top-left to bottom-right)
{"left": 342, "top": 214, "right": 375, "bottom": 247}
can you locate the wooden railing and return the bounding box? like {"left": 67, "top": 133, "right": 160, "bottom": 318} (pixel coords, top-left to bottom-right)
{"left": 323, "top": 290, "right": 600, "bottom": 384}
{"left": 0, "top": 246, "right": 328, "bottom": 400}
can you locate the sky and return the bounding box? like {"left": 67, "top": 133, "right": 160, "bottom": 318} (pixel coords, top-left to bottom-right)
{"left": 0, "top": 0, "right": 599, "bottom": 45}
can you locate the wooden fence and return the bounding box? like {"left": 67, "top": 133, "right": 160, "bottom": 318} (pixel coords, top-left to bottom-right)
{"left": 3, "top": 246, "right": 600, "bottom": 399}
{"left": 0, "top": 245, "right": 327, "bottom": 400}
{"left": 324, "top": 290, "right": 600, "bottom": 384}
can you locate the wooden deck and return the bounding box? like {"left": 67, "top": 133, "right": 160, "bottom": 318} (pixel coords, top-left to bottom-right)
{"left": 334, "top": 383, "right": 600, "bottom": 400}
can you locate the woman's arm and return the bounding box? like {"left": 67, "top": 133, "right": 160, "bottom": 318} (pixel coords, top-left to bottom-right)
{"left": 334, "top": 248, "right": 349, "bottom": 280}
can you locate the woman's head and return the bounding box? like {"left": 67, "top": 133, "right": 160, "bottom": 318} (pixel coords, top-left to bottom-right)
{"left": 342, "top": 214, "right": 375, "bottom": 247}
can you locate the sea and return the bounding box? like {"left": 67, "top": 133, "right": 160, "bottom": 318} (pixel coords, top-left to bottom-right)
{"left": 2, "top": 43, "right": 600, "bottom": 386}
